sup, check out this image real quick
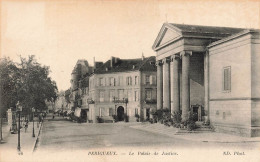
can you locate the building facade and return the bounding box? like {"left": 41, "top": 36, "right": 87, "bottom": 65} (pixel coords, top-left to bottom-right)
{"left": 87, "top": 56, "right": 157, "bottom": 123}
{"left": 152, "top": 23, "right": 260, "bottom": 137}
{"left": 69, "top": 59, "right": 94, "bottom": 119}
{"left": 208, "top": 29, "right": 260, "bottom": 137}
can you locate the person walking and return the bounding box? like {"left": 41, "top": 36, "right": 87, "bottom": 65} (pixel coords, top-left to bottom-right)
{"left": 24, "top": 120, "right": 28, "bottom": 133}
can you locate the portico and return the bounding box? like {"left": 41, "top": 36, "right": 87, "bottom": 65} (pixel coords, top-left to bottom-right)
{"left": 156, "top": 51, "right": 197, "bottom": 121}
{"left": 153, "top": 23, "right": 242, "bottom": 122}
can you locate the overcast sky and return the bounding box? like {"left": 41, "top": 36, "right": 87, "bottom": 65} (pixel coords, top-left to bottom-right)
{"left": 1, "top": 0, "right": 259, "bottom": 91}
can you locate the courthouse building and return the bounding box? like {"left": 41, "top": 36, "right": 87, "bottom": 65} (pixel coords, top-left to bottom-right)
{"left": 88, "top": 56, "right": 157, "bottom": 123}
{"left": 152, "top": 23, "right": 260, "bottom": 137}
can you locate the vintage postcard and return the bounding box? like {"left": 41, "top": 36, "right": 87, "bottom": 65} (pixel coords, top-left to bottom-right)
{"left": 0, "top": 0, "right": 260, "bottom": 162}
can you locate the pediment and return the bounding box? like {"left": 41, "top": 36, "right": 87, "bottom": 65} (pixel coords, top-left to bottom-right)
{"left": 152, "top": 23, "right": 182, "bottom": 51}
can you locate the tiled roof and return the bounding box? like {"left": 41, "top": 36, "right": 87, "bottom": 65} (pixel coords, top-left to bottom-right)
{"left": 170, "top": 23, "right": 245, "bottom": 38}
{"left": 94, "top": 56, "right": 156, "bottom": 74}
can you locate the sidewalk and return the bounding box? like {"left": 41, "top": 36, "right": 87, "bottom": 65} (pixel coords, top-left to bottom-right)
{"left": 1, "top": 122, "right": 11, "bottom": 142}
{"left": 0, "top": 120, "right": 42, "bottom": 156}
{"left": 130, "top": 123, "right": 260, "bottom": 143}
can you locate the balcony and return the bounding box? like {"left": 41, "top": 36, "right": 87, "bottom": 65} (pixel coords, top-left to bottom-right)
{"left": 87, "top": 99, "right": 95, "bottom": 104}
{"left": 113, "top": 98, "right": 128, "bottom": 104}
{"left": 144, "top": 99, "right": 157, "bottom": 104}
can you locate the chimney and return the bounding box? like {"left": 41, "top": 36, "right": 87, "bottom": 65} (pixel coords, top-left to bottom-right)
{"left": 142, "top": 52, "right": 145, "bottom": 60}
{"left": 93, "top": 57, "right": 96, "bottom": 71}
{"left": 110, "top": 56, "right": 114, "bottom": 68}
{"left": 111, "top": 56, "right": 118, "bottom": 68}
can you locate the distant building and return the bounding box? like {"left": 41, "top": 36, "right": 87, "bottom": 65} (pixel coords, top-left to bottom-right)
{"left": 69, "top": 59, "right": 94, "bottom": 115}
{"left": 152, "top": 23, "right": 260, "bottom": 137}
{"left": 54, "top": 91, "right": 66, "bottom": 112}
{"left": 87, "top": 56, "right": 157, "bottom": 123}
{"left": 46, "top": 101, "right": 54, "bottom": 113}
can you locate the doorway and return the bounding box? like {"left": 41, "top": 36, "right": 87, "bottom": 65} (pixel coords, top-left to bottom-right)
{"left": 146, "top": 108, "right": 150, "bottom": 121}
{"left": 117, "top": 106, "right": 124, "bottom": 121}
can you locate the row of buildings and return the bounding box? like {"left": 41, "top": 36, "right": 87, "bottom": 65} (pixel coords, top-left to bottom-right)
{"left": 68, "top": 56, "right": 157, "bottom": 122}
{"left": 65, "top": 23, "right": 260, "bottom": 137}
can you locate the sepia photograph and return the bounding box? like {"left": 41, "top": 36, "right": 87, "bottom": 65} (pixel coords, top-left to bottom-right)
{"left": 0, "top": 0, "right": 260, "bottom": 161}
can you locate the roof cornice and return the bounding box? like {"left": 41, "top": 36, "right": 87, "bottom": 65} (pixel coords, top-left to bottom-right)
{"left": 207, "top": 29, "right": 259, "bottom": 48}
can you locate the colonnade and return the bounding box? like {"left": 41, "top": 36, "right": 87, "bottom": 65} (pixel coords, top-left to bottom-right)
{"left": 156, "top": 51, "right": 192, "bottom": 121}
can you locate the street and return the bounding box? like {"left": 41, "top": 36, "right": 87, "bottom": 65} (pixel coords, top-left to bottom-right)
{"left": 36, "top": 116, "right": 259, "bottom": 153}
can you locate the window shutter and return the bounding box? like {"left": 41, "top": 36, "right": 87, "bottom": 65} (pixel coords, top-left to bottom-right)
{"left": 227, "top": 68, "right": 231, "bottom": 90}
{"left": 105, "top": 78, "right": 108, "bottom": 86}
{"left": 223, "top": 67, "right": 231, "bottom": 91}
{"left": 150, "top": 75, "right": 153, "bottom": 85}
{"left": 113, "top": 78, "right": 116, "bottom": 86}
{"left": 154, "top": 75, "right": 156, "bottom": 84}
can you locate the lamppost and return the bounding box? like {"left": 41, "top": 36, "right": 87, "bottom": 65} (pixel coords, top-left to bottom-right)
{"left": 32, "top": 107, "right": 35, "bottom": 137}
{"left": 16, "top": 101, "right": 22, "bottom": 154}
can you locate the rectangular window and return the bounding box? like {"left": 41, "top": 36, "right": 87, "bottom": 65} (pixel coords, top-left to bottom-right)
{"left": 99, "top": 78, "right": 104, "bottom": 86}
{"left": 135, "top": 108, "right": 139, "bottom": 115}
{"left": 110, "top": 77, "right": 115, "bottom": 86}
{"left": 135, "top": 76, "right": 138, "bottom": 85}
{"left": 99, "top": 91, "right": 105, "bottom": 102}
{"left": 106, "top": 78, "right": 109, "bottom": 86}
{"left": 150, "top": 75, "right": 156, "bottom": 85}
{"left": 109, "top": 108, "right": 113, "bottom": 116}
{"left": 118, "top": 89, "right": 124, "bottom": 100}
{"left": 127, "top": 77, "right": 132, "bottom": 85}
{"left": 99, "top": 107, "right": 102, "bottom": 117}
{"left": 109, "top": 90, "right": 115, "bottom": 102}
{"left": 223, "top": 66, "right": 231, "bottom": 91}
{"left": 119, "top": 76, "right": 123, "bottom": 86}
{"left": 145, "top": 75, "right": 150, "bottom": 85}
{"left": 134, "top": 91, "right": 139, "bottom": 101}
{"left": 102, "top": 108, "right": 106, "bottom": 116}
{"left": 145, "top": 89, "right": 152, "bottom": 100}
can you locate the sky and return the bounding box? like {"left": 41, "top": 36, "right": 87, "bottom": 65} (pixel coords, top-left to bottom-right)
{"left": 1, "top": 0, "right": 259, "bottom": 91}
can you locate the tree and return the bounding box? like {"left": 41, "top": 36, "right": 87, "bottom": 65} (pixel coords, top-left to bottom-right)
{"left": 16, "top": 55, "right": 58, "bottom": 114}
{"left": 0, "top": 57, "right": 20, "bottom": 142}
{"left": 0, "top": 55, "right": 58, "bottom": 117}
{"left": 0, "top": 57, "right": 19, "bottom": 117}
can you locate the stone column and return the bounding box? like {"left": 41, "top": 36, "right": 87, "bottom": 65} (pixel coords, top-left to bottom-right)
{"left": 170, "top": 54, "right": 180, "bottom": 115}
{"left": 204, "top": 50, "right": 210, "bottom": 123}
{"left": 163, "top": 58, "right": 171, "bottom": 109}
{"left": 181, "top": 51, "right": 192, "bottom": 121}
{"left": 156, "top": 60, "right": 163, "bottom": 110}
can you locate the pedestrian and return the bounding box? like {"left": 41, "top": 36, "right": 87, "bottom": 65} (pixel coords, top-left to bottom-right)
{"left": 24, "top": 120, "right": 28, "bottom": 133}
{"left": 39, "top": 115, "right": 42, "bottom": 122}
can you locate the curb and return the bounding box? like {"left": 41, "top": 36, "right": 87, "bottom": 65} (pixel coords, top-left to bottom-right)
{"left": 31, "top": 121, "right": 43, "bottom": 153}
{"left": 130, "top": 125, "right": 260, "bottom": 143}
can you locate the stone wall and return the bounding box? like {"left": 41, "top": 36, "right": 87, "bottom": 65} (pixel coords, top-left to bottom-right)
{"left": 208, "top": 31, "right": 260, "bottom": 137}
